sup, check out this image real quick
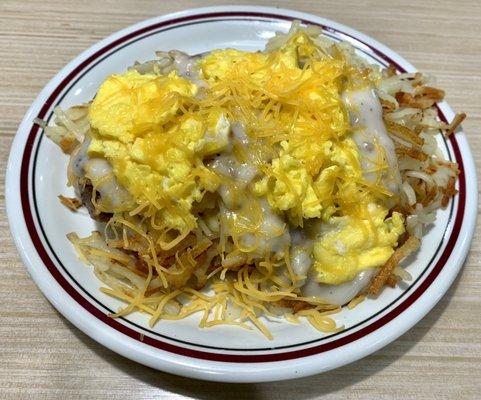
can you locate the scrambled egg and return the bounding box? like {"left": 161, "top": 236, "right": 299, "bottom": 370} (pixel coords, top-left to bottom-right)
{"left": 313, "top": 205, "right": 405, "bottom": 284}
{"left": 86, "top": 31, "right": 404, "bottom": 285}
{"left": 253, "top": 138, "right": 364, "bottom": 223}
{"left": 88, "top": 70, "right": 226, "bottom": 231}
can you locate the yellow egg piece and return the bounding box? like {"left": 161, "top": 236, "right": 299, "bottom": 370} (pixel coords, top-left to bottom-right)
{"left": 312, "top": 205, "right": 405, "bottom": 285}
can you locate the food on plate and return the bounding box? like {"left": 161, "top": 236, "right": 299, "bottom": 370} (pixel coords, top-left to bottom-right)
{"left": 38, "top": 21, "right": 463, "bottom": 338}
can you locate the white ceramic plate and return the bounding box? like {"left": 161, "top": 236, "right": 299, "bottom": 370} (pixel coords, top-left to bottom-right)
{"left": 6, "top": 6, "right": 477, "bottom": 383}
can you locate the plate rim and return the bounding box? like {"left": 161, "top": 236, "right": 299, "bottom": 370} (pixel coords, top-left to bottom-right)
{"left": 6, "top": 5, "right": 478, "bottom": 382}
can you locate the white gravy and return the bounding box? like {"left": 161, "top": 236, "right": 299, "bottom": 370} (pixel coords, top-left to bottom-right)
{"left": 302, "top": 268, "right": 375, "bottom": 305}
{"left": 69, "top": 136, "right": 133, "bottom": 209}
{"left": 342, "top": 87, "right": 401, "bottom": 194}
